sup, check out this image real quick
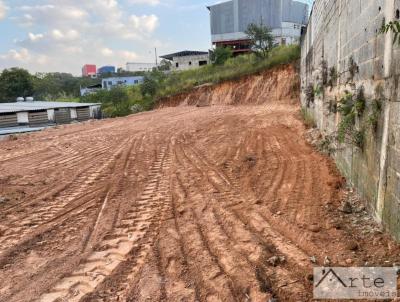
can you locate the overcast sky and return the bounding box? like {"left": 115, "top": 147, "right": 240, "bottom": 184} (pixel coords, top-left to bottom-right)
{"left": 0, "top": 0, "right": 312, "bottom": 75}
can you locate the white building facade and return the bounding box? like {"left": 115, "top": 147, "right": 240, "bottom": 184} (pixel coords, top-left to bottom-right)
{"left": 160, "top": 51, "right": 210, "bottom": 71}
{"left": 102, "top": 76, "right": 144, "bottom": 91}
{"left": 126, "top": 63, "right": 157, "bottom": 72}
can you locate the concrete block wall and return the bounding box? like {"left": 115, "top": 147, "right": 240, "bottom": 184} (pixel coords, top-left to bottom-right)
{"left": 301, "top": 0, "right": 400, "bottom": 239}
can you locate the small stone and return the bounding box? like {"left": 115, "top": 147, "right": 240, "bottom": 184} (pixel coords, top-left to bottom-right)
{"left": 0, "top": 196, "right": 9, "bottom": 203}
{"left": 309, "top": 225, "right": 320, "bottom": 233}
{"left": 276, "top": 211, "right": 282, "bottom": 216}
{"left": 324, "top": 256, "right": 331, "bottom": 266}
{"left": 346, "top": 241, "right": 359, "bottom": 251}
{"left": 345, "top": 258, "right": 353, "bottom": 265}
{"left": 331, "top": 222, "right": 342, "bottom": 230}
{"left": 310, "top": 256, "right": 317, "bottom": 263}
{"left": 267, "top": 256, "right": 280, "bottom": 266}
{"left": 341, "top": 201, "right": 353, "bottom": 214}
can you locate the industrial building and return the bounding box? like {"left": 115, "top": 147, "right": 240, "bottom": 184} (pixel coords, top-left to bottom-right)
{"left": 102, "top": 76, "right": 144, "bottom": 91}
{"left": 82, "top": 64, "right": 97, "bottom": 77}
{"left": 160, "top": 51, "right": 209, "bottom": 71}
{"left": 126, "top": 62, "right": 157, "bottom": 72}
{"left": 98, "top": 66, "right": 116, "bottom": 75}
{"left": 207, "top": 0, "right": 309, "bottom": 55}
{"left": 80, "top": 76, "right": 144, "bottom": 96}
{"left": 0, "top": 100, "right": 101, "bottom": 135}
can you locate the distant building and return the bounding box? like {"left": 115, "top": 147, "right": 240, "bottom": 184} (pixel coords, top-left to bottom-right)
{"left": 80, "top": 84, "right": 102, "bottom": 96}
{"left": 207, "top": 0, "right": 309, "bottom": 55}
{"left": 102, "top": 76, "right": 144, "bottom": 91}
{"left": 159, "top": 51, "right": 209, "bottom": 71}
{"left": 98, "top": 66, "right": 116, "bottom": 75}
{"left": 82, "top": 64, "right": 97, "bottom": 77}
{"left": 126, "top": 62, "right": 157, "bottom": 72}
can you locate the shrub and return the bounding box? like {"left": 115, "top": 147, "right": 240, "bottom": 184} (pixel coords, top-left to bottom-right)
{"left": 314, "top": 84, "right": 323, "bottom": 96}
{"left": 300, "top": 108, "right": 316, "bottom": 128}
{"left": 354, "top": 87, "right": 366, "bottom": 116}
{"left": 211, "top": 47, "right": 233, "bottom": 65}
{"left": 328, "top": 66, "right": 338, "bottom": 87}
{"left": 305, "top": 84, "right": 315, "bottom": 107}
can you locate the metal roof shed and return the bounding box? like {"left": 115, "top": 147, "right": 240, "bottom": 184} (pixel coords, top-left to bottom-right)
{"left": 0, "top": 101, "right": 101, "bottom": 114}
{"left": 160, "top": 51, "right": 209, "bottom": 61}
{"left": 0, "top": 101, "right": 101, "bottom": 129}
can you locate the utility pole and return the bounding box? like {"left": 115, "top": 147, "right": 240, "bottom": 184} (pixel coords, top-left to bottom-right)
{"left": 155, "top": 48, "right": 158, "bottom": 66}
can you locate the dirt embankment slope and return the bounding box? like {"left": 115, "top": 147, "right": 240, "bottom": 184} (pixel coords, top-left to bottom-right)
{"left": 0, "top": 63, "right": 399, "bottom": 302}
{"left": 157, "top": 63, "right": 300, "bottom": 108}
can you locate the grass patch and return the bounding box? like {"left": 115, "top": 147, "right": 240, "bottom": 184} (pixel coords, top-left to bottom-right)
{"left": 300, "top": 108, "right": 316, "bottom": 128}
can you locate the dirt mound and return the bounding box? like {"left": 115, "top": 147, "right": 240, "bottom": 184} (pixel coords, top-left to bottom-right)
{"left": 157, "top": 63, "right": 300, "bottom": 108}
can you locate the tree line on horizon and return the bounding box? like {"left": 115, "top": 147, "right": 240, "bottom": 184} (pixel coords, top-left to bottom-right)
{"left": 0, "top": 67, "right": 155, "bottom": 103}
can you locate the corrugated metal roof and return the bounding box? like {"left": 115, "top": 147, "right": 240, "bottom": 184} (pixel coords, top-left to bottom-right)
{"left": 0, "top": 126, "right": 47, "bottom": 136}
{"left": 0, "top": 101, "right": 101, "bottom": 114}
{"left": 160, "top": 51, "right": 209, "bottom": 61}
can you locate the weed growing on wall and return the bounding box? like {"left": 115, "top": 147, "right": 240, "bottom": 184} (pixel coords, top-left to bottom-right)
{"left": 328, "top": 66, "right": 338, "bottom": 88}
{"left": 348, "top": 56, "right": 359, "bottom": 82}
{"left": 337, "top": 90, "right": 365, "bottom": 148}
{"left": 380, "top": 20, "right": 400, "bottom": 44}
{"left": 367, "top": 85, "right": 384, "bottom": 132}
{"left": 300, "top": 108, "right": 316, "bottom": 128}
{"left": 314, "top": 84, "right": 323, "bottom": 97}
{"left": 305, "top": 84, "right": 315, "bottom": 107}
{"left": 354, "top": 87, "right": 366, "bottom": 116}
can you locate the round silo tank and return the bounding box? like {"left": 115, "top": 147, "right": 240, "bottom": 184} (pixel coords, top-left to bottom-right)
{"left": 16, "top": 97, "right": 25, "bottom": 102}
{"left": 25, "top": 97, "right": 34, "bottom": 102}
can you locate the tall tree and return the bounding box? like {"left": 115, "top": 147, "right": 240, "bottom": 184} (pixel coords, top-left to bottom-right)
{"left": 158, "top": 59, "right": 172, "bottom": 71}
{"left": 0, "top": 68, "right": 35, "bottom": 102}
{"left": 245, "top": 23, "right": 274, "bottom": 57}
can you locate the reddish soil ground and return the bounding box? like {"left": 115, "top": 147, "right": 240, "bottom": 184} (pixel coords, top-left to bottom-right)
{"left": 0, "top": 70, "right": 400, "bottom": 301}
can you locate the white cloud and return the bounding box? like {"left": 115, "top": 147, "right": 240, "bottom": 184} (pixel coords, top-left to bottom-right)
{"left": 28, "top": 33, "right": 44, "bottom": 42}
{"left": 0, "top": 48, "right": 31, "bottom": 62}
{"left": 51, "top": 29, "right": 80, "bottom": 41}
{"left": 18, "top": 4, "right": 87, "bottom": 26}
{"left": 129, "top": 0, "right": 160, "bottom": 6}
{"left": 0, "top": 1, "right": 7, "bottom": 20}
{"left": 0, "top": 0, "right": 161, "bottom": 74}
{"left": 118, "top": 50, "right": 138, "bottom": 61}
{"left": 101, "top": 48, "right": 114, "bottom": 57}
{"left": 130, "top": 14, "right": 159, "bottom": 33}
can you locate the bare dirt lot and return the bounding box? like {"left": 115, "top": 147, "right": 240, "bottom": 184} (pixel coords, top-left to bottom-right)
{"left": 0, "top": 103, "right": 400, "bottom": 302}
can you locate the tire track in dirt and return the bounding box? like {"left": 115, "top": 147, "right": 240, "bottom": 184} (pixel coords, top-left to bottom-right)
{"left": 0, "top": 136, "right": 129, "bottom": 214}
{"left": 0, "top": 138, "right": 132, "bottom": 255}
{"left": 38, "top": 146, "right": 171, "bottom": 302}
{"left": 0, "top": 137, "right": 143, "bottom": 302}
{"left": 1, "top": 104, "right": 398, "bottom": 302}
{"left": 177, "top": 142, "right": 312, "bottom": 300}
